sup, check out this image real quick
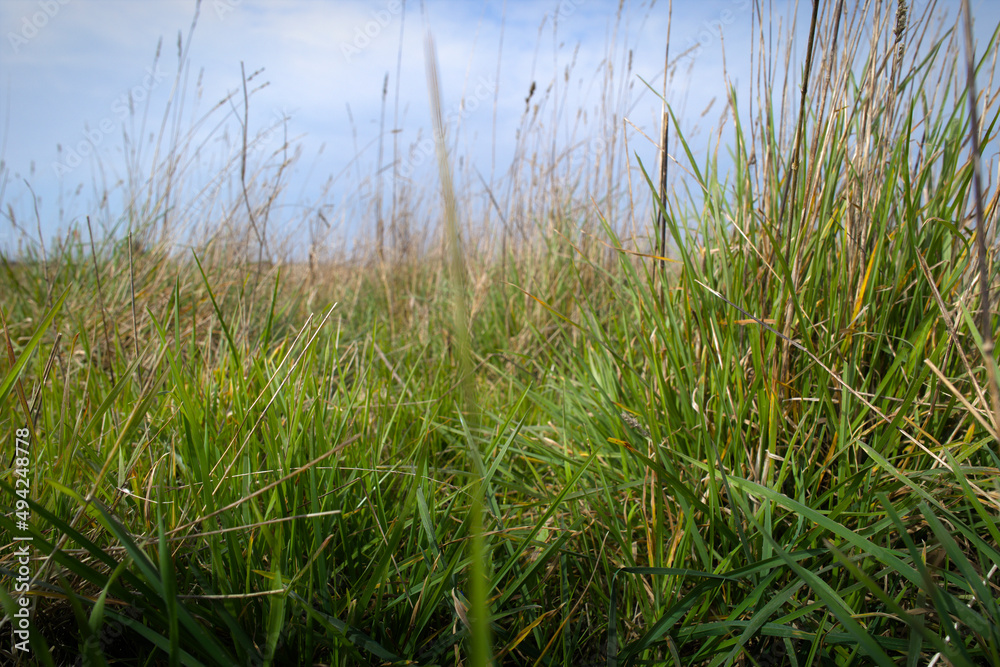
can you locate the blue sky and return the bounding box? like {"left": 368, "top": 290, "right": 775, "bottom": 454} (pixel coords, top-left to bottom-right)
{"left": 1, "top": 0, "right": 998, "bottom": 258}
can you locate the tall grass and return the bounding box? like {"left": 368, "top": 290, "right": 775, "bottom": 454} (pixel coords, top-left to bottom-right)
{"left": 2, "top": 1, "right": 999, "bottom": 665}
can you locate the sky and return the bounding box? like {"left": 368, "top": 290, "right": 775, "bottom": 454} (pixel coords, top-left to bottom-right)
{"left": 1, "top": 0, "right": 999, "bottom": 259}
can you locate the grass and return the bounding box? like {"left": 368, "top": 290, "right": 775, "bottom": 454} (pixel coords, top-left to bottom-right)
{"left": 2, "top": 0, "right": 1000, "bottom": 665}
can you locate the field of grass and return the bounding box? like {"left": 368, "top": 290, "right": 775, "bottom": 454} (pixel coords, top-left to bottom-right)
{"left": 3, "top": 1, "right": 1000, "bottom": 665}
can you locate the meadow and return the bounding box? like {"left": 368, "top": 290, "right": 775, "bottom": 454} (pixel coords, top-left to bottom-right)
{"left": 2, "top": 1, "right": 1000, "bottom": 665}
